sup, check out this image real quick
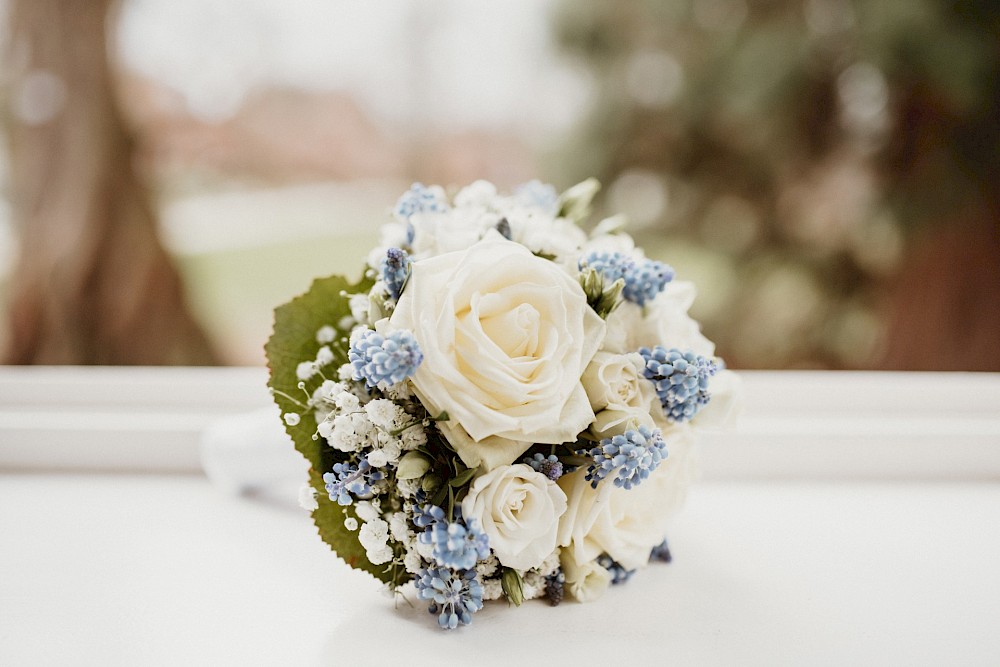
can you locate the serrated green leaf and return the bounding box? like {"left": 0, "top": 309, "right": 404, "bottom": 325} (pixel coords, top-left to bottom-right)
{"left": 265, "top": 272, "right": 398, "bottom": 584}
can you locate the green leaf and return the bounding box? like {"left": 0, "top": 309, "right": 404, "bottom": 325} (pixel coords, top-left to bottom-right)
{"left": 265, "top": 272, "right": 397, "bottom": 584}
{"left": 429, "top": 483, "right": 448, "bottom": 508}
{"left": 501, "top": 568, "right": 525, "bottom": 606}
{"left": 448, "top": 466, "right": 478, "bottom": 488}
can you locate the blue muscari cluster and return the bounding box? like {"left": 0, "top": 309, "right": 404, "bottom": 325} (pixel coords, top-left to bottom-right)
{"left": 415, "top": 567, "right": 484, "bottom": 630}
{"left": 578, "top": 251, "right": 675, "bottom": 307}
{"left": 597, "top": 554, "right": 636, "bottom": 585}
{"left": 514, "top": 179, "right": 559, "bottom": 213}
{"left": 650, "top": 538, "right": 672, "bottom": 563}
{"left": 622, "top": 258, "right": 675, "bottom": 307}
{"left": 395, "top": 183, "right": 448, "bottom": 220}
{"left": 419, "top": 518, "right": 490, "bottom": 570}
{"left": 322, "top": 459, "right": 385, "bottom": 506}
{"left": 523, "top": 452, "right": 563, "bottom": 480}
{"left": 544, "top": 569, "right": 566, "bottom": 606}
{"left": 585, "top": 425, "right": 668, "bottom": 490}
{"left": 380, "top": 248, "right": 411, "bottom": 301}
{"left": 638, "top": 346, "right": 718, "bottom": 422}
{"left": 349, "top": 329, "right": 423, "bottom": 389}
{"left": 579, "top": 250, "right": 632, "bottom": 283}
{"left": 412, "top": 501, "right": 445, "bottom": 530}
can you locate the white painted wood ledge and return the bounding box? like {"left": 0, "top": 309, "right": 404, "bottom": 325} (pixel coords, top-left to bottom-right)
{"left": 0, "top": 367, "right": 997, "bottom": 479}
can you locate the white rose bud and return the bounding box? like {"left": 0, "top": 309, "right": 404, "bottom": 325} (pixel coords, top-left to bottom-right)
{"left": 462, "top": 464, "right": 568, "bottom": 571}
{"left": 581, "top": 351, "right": 661, "bottom": 438}
{"left": 561, "top": 550, "right": 612, "bottom": 603}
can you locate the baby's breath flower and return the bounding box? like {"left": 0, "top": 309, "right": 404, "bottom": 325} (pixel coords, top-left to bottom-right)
{"left": 315, "top": 345, "right": 335, "bottom": 367}
{"left": 296, "top": 361, "right": 317, "bottom": 381}
{"left": 358, "top": 518, "right": 393, "bottom": 565}
{"left": 316, "top": 325, "right": 336, "bottom": 344}
{"left": 297, "top": 484, "right": 318, "bottom": 511}
{"left": 364, "top": 399, "right": 399, "bottom": 430}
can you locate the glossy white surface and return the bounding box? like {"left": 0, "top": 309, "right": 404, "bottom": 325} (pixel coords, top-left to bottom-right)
{"left": 3, "top": 475, "right": 999, "bottom": 666}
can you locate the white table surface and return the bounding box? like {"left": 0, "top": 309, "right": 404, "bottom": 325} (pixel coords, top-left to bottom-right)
{"left": 3, "top": 474, "right": 999, "bottom": 666}
{"left": 2, "top": 368, "right": 999, "bottom": 666}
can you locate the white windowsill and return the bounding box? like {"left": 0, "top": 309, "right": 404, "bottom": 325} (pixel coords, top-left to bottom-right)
{"left": 1, "top": 367, "right": 998, "bottom": 479}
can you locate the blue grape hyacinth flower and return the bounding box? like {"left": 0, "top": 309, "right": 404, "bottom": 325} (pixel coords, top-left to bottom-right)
{"left": 349, "top": 328, "right": 423, "bottom": 389}
{"left": 638, "top": 346, "right": 718, "bottom": 422}
{"left": 415, "top": 567, "right": 484, "bottom": 630}
{"left": 585, "top": 425, "right": 668, "bottom": 490}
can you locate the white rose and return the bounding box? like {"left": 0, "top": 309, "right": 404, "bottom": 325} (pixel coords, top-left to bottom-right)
{"left": 603, "top": 281, "right": 714, "bottom": 356}
{"left": 389, "top": 238, "right": 606, "bottom": 470}
{"left": 557, "top": 426, "right": 699, "bottom": 570}
{"left": 506, "top": 211, "right": 588, "bottom": 264}
{"left": 461, "top": 464, "right": 568, "bottom": 571}
{"left": 581, "top": 351, "right": 661, "bottom": 438}
{"left": 693, "top": 369, "right": 744, "bottom": 430}
{"left": 561, "top": 549, "right": 612, "bottom": 603}
{"left": 408, "top": 207, "right": 498, "bottom": 260}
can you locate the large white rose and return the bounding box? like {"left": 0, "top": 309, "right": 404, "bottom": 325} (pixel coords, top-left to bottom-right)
{"left": 557, "top": 426, "right": 698, "bottom": 570}
{"left": 602, "top": 281, "right": 714, "bottom": 356}
{"left": 581, "top": 351, "right": 662, "bottom": 438}
{"left": 388, "top": 238, "right": 605, "bottom": 470}
{"left": 461, "top": 464, "right": 567, "bottom": 571}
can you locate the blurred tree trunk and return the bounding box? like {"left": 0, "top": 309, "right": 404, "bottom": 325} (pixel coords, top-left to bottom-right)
{"left": 876, "top": 214, "right": 1000, "bottom": 372}
{"left": 3, "top": 0, "right": 216, "bottom": 364}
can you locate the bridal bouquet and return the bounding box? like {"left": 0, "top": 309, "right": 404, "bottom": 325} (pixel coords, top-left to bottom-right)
{"left": 266, "top": 179, "right": 740, "bottom": 630}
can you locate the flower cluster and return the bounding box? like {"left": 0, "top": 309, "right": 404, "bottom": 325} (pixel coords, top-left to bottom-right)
{"left": 269, "top": 179, "right": 741, "bottom": 630}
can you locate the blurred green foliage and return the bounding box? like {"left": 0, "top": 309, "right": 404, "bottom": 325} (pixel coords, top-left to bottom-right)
{"left": 551, "top": 0, "right": 999, "bottom": 369}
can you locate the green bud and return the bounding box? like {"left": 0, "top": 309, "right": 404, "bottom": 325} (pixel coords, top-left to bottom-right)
{"left": 421, "top": 474, "right": 442, "bottom": 493}
{"left": 501, "top": 567, "right": 525, "bottom": 607}
{"left": 396, "top": 452, "right": 431, "bottom": 480}
{"left": 558, "top": 178, "right": 601, "bottom": 223}
{"left": 594, "top": 278, "right": 624, "bottom": 319}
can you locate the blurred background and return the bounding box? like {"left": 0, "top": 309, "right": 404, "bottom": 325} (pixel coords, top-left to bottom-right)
{"left": 0, "top": 0, "right": 996, "bottom": 370}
